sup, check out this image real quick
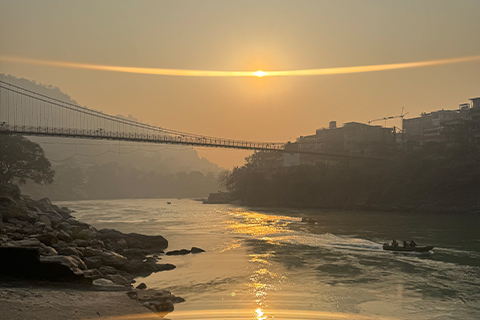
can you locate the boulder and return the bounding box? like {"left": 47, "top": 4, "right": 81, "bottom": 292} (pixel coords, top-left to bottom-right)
{"left": 91, "top": 239, "right": 105, "bottom": 248}
{"left": 122, "top": 260, "right": 154, "bottom": 276}
{"left": 55, "top": 222, "right": 72, "bottom": 233}
{"left": 101, "top": 252, "right": 128, "bottom": 269}
{"left": 152, "top": 263, "right": 176, "bottom": 272}
{"left": 191, "top": 247, "right": 205, "bottom": 254}
{"left": 137, "top": 289, "right": 172, "bottom": 303}
{"left": 117, "top": 238, "right": 128, "bottom": 249}
{"left": 117, "top": 270, "right": 135, "bottom": 283}
{"left": 58, "top": 247, "right": 83, "bottom": 258}
{"left": 166, "top": 249, "right": 191, "bottom": 256}
{"left": 82, "top": 247, "right": 103, "bottom": 257}
{"left": 0, "top": 247, "right": 90, "bottom": 283}
{"left": 39, "top": 255, "right": 85, "bottom": 275}
{"left": 36, "top": 198, "right": 53, "bottom": 211}
{"left": 107, "top": 274, "right": 130, "bottom": 286}
{"left": 92, "top": 278, "right": 125, "bottom": 290}
{"left": 33, "top": 221, "right": 46, "bottom": 229}
{"left": 38, "top": 215, "right": 52, "bottom": 227}
{"left": 69, "top": 255, "right": 88, "bottom": 270}
{"left": 56, "top": 230, "right": 73, "bottom": 243}
{"left": 8, "top": 233, "right": 24, "bottom": 240}
{"left": 22, "top": 227, "right": 38, "bottom": 236}
{"left": 73, "top": 239, "right": 89, "bottom": 247}
{"left": 34, "top": 233, "right": 58, "bottom": 246}
{"left": 76, "top": 229, "right": 96, "bottom": 241}
{"left": 3, "top": 238, "right": 42, "bottom": 248}
{"left": 97, "top": 229, "right": 168, "bottom": 251}
{"left": 121, "top": 248, "right": 149, "bottom": 259}
{"left": 99, "top": 265, "right": 118, "bottom": 275}
{"left": 26, "top": 211, "right": 39, "bottom": 223}
{"left": 85, "top": 256, "right": 102, "bottom": 269}
{"left": 67, "top": 218, "right": 91, "bottom": 229}
{"left": 52, "top": 240, "right": 68, "bottom": 251}
{"left": 43, "top": 246, "right": 58, "bottom": 256}
{"left": 136, "top": 283, "right": 147, "bottom": 290}
{"left": 0, "top": 196, "right": 16, "bottom": 206}
{"left": 83, "top": 268, "right": 103, "bottom": 280}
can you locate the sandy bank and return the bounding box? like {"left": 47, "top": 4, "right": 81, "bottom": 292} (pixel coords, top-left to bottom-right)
{"left": 0, "top": 281, "right": 155, "bottom": 320}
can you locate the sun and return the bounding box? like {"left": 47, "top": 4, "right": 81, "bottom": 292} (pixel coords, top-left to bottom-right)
{"left": 254, "top": 70, "right": 266, "bottom": 77}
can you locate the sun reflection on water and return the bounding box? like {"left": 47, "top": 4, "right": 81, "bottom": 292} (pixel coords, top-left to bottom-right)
{"left": 225, "top": 211, "right": 295, "bottom": 236}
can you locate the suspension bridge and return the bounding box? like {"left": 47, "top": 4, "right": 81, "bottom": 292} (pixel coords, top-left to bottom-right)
{"left": 0, "top": 80, "right": 385, "bottom": 160}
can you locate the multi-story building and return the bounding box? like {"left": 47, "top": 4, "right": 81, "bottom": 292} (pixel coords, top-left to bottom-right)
{"left": 403, "top": 97, "right": 480, "bottom": 148}
{"left": 314, "top": 121, "right": 396, "bottom": 156}
{"left": 442, "top": 97, "right": 480, "bottom": 144}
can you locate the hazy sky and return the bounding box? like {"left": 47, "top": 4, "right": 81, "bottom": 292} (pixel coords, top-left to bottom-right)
{"left": 1, "top": 0, "right": 480, "bottom": 168}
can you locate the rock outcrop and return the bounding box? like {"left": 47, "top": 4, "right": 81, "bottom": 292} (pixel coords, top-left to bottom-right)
{"left": 0, "top": 186, "right": 174, "bottom": 286}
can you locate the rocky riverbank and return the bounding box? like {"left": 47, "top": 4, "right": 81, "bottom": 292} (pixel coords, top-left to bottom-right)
{"left": 0, "top": 184, "right": 196, "bottom": 317}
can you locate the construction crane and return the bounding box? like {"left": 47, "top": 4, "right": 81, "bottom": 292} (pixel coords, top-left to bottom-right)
{"left": 368, "top": 108, "right": 409, "bottom": 127}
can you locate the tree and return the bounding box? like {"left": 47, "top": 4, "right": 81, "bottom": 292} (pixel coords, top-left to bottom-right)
{"left": 0, "top": 134, "right": 55, "bottom": 185}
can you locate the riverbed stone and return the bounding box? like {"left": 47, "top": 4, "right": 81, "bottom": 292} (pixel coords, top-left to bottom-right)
{"left": 58, "top": 247, "right": 83, "bottom": 258}
{"left": 92, "top": 278, "right": 124, "bottom": 289}
{"left": 69, "top": 255, "right": 88, "bottom": 270}
{"left": 99, "top": 265, "right": 118, "bottom": 275}
{"left": 136, "top": 282, "right": 147, "bottom": 290}
{"left": 83, "top": 268, "right": 103, "bottom": 280}
{"left": 91, "top": 239, "right": 105, "bottom": 248}
{"left": 82, "top": 247, "right": 103, "bottom": 257}
{"left": 34, "top": 233, "right": 58, "bottom": 246}
{"left": 26, "top": 211, "right": 39, "bottom": 223}
{"left": 73, "top": 239, "right": 89, "bottom": 247}
{"left": 52, "top": 240, "right": 68, "bottom": 251}
{"left": 56, "top": 230, "right": 73, "bottom": 243}
{"left": 3, "top": 238, "right": 41, "bottom": 247}
{"left": 76, "top": 229, "right": 96, "bottom": 241}
{"left": 43, "top": 246, "right": 58, "bottom": 256}
{"left": 121, "top": 248, "right": 149, "bottom": 259}
{"left": 191, "top": 247, "right": 205, "bottom": 254}
{"left": 166, "top": 249, "right": 191, "bottom": 255}
{"left": 101, "top": 252, "right": 128, "bottom": 269}
{"left": 85, "top": 256, "right": 102, "bottom": 269}
{"left": 107, "top": 274, "right": 130, "bottom": 286}
{"left": 39, "top": 255, "right": 84, "bottom": 275}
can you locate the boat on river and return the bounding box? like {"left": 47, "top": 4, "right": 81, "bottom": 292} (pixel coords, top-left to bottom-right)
{"left": 383, "top": 244, "right": 434, "bottom": 252}
{"left": 301, "top": 217, "right": 317, "bottom": 224}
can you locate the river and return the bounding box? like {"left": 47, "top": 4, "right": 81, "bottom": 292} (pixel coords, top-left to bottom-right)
{"left": 57, "top": 198, "right": 480, "bottom": 320}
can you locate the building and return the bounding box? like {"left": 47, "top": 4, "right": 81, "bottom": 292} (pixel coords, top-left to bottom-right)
{"left": 314, "top": 121, "right": 396, "bottom": 156}
{"left": 402, "top": 109, "right": 465, "bottom": 147}
{"left": 442, "top": 97, "right": 480, "bottom": 144}
{"left": 403, "top": 97, "right": 480, "bottom": 148}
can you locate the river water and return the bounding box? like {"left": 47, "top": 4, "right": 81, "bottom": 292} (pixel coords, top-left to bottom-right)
{"left": 57, "top": 198, "right": 480, "bottom": 320}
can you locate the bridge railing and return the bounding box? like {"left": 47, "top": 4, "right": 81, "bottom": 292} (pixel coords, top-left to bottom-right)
{"left": 0, "top": 123, "right": 287, "bottom": 151}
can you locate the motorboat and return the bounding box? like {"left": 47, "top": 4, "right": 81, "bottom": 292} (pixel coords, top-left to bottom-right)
{"left": 383, "top": 244, "right": 434, "bottom": 252}
{"left": 301, "top": 217, "right": 317, "bottom": 224}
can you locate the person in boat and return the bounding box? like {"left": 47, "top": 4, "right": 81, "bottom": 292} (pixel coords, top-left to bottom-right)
{"left": 409, "top": 240, "right": 417, "bottom": 247}
{"left": 403, "top": 240, "right": 409, "bottom": 248}
{"left": 392, "top": 239, "right": 399, "bottom": 247}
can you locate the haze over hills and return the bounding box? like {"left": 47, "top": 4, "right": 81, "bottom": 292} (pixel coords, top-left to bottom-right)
{"left": 1, "top": 74, "right": 224, "bottom": 200}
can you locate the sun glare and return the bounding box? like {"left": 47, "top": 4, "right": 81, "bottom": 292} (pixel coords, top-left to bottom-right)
{"left": 2, "top": 55, "right": 480, "bottom": 78}
{"left": 254, "top": 70, "right": 267, "bottom": 77}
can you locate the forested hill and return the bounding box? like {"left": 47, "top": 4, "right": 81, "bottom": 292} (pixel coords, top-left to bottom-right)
{"left": 223, "top": 143, "right": 480, "bottom": 214}
{"left": 2, "top": 74, "right": 224, "bottom": 200}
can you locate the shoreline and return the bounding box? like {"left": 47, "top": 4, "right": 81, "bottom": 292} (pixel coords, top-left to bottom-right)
{"left": 0, "top": 280, "right": 153, "bottom": 320}
{"left": 0, "top": 184, "right": 194, "bottom": 318}
{"left": 204, "top": 192, "right": 480, "bottom": 215}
